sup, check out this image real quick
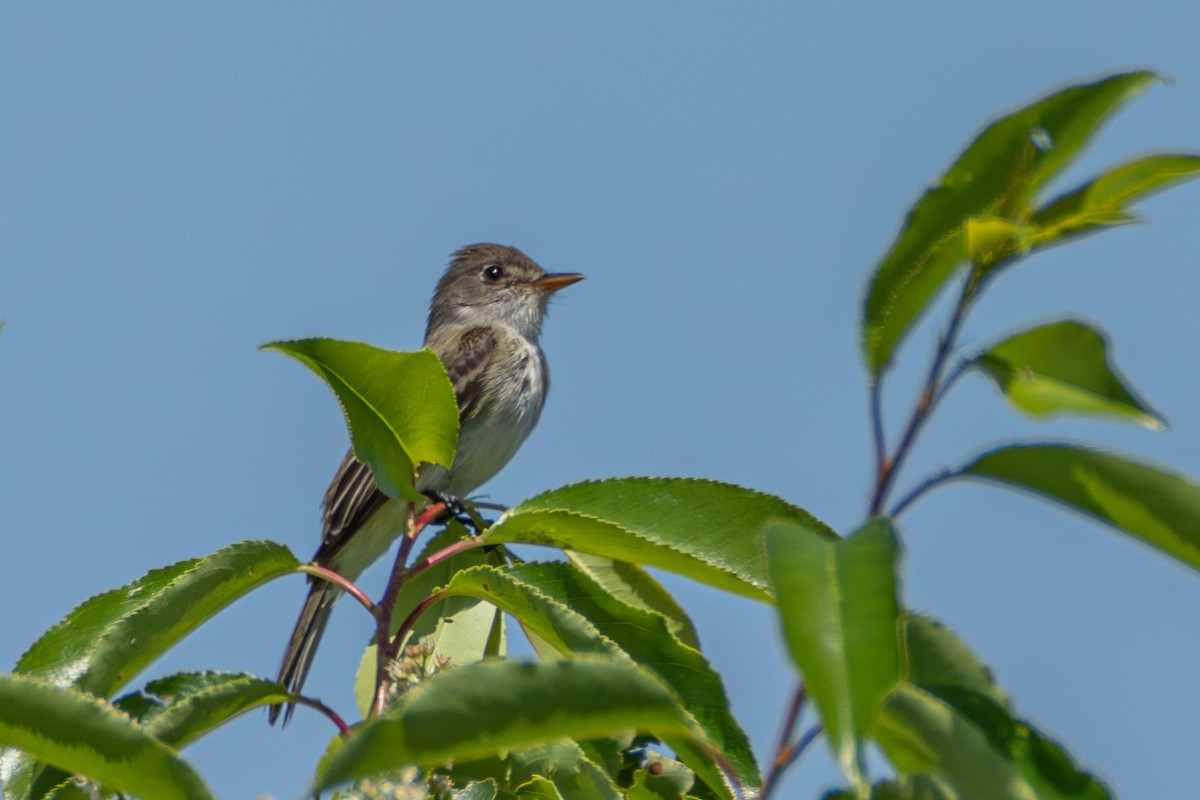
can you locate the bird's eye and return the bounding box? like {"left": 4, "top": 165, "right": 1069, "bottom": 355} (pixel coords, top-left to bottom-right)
{"left": 482, "top": 264, "right": 504, "bottom": 281}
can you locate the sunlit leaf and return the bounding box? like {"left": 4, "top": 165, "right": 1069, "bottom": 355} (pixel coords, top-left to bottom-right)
{"left": 877, "top": 687, "right": 1031, "bottom": 800}
{"left": 484, "top": 477, "right": 835, "bottom": 602}
{"left": 263, "top": 339, "right": 458, "bottom": 500}
{"left": 114, "top": 671, "right": 288, "bottom": 748}
{"left": 862, "top": 71, "right": 1159, "bottom": 374}
{"left": 454, "top": 779, "right": 500, "bottom": 800}
{"left": 767, "top": 518, "right": 903, "bottom": 790}
{"left": 4, "top": 541, "right": 297, "bottom": 797}
{"left": 314, "top": 658, "right": 698, "bottom": 791}
{"left": 960, "top": 444, "right": 1200, "bottom": 572}
{"left": 433, "top": 562, "right": 755, "bottom": 796}
{"left": 973, "top": 320, "right": 1164, "bottom": 428}
{"left": 875, "top": 615, "right": 1111, "bottom": 799}
{"left": 516, "top": 776, "right": 565, "bottom": 799}
{"left": 965, "top": 217, "right": 1026, "bottom": 265}
{"left": 825, "top": 776, "right": 956, "bottom": 799}
{"left": 14, "top": 540, "right": 298, "bottom": 698}
{"left": 1030, "top": 153, "right": 1200, "bottom": 249}
{"left": 508, "top": 742, "right": 622, "bottom": 800}
{"left": 0, "top": 674, "right": 214, "bottom": 800}
{"left": 627, "top": 751, "right": 695, "bottom": 800}
{"left": 567, "top": 552, "right": 701, "bottom": 649}
{"left": 901, "top": 616, "right": 1005, "bottom": 709}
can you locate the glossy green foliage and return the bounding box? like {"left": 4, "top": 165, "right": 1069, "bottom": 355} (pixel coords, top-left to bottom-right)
{"left": 1030, "top": 154, "right": 1200, "bottom": 249}
{"left": 3, "top": 541, "right": 299, "bottom": 798}
{"left": 873, "top": 616, "right": 1110, "bottom": 800}
{"left": 508, "top": 743, "right": 624, "bottom": 799}
{"left": 432, "top": 560, "right": 755, "bottom": 797}
{"left": 767, "top": 519, "right": 903, "bottom": 791}
{"left": 0, "top": 674, "right": 214, "bottom": 800}
{"left": 264, "top": 339, "right": 458, "bottom": 500}
{"left": 115, "top": 671, "right": 289, "bottom": 748}
{"left": 354, "top": 525, "right": 507, "bottom": 717}
{"left": 14, "top": 540, "right": 297, "bottom": 697}
{"left": 961, "top": 444, "right": 1200, "bottom": 572}
{"left": 862, "top": 71, "right": 1158, "bottom": 374}
{"left": 484, "top": 477, "right": 834, "bottom": 602}
{"left": 314, "top": 658, "right": 700, "bottom": 792}
{"left": 973, "top": 320, "right": 1164, "bottom": 428}
{"left": 567, "top": 552, "right": 701, "bottom": 649}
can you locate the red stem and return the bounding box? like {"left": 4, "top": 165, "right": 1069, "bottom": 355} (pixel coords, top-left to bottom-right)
{"left": 405, "top": 535, "right": 485, "bottom": 580}
{"left": 368, "top": 500, "right": 446, "bottom": 718}
{"left": 292, "top": 694, "right": 353, "bottom": 737}
{"left": 297, "top": 564, "right": 375, "bottom": 613}
{"left": 868, "top": 269, "right": 979, "bottom": 516}
{"left": 760, "top": 684, "right": 807, "bottom": 799}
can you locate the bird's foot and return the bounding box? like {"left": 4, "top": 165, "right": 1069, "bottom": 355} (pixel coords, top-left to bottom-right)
{"left": 424, "top": 491, "right": 491, "bottom": 534}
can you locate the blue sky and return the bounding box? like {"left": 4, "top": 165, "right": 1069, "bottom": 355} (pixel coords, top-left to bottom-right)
{"left": 2, "top": 4, "right": 1199, "bottom": 798}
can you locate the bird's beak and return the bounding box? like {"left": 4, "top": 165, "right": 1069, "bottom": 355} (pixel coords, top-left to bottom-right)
{"left": 530, "top": 272, "right": 585, "bottom": 293}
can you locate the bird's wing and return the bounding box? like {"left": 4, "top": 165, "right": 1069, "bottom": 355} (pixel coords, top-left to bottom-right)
{"left": 314, "top": 325, "right": 498, "bottom": 557}
{"left": 439, "top": 325, "right": 498, "bottom": 422}
{"left": 318, "top": 449, "right": 390, "bottom": 551}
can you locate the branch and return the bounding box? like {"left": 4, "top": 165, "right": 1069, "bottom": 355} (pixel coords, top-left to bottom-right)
{"left": 292, "top": 694, "right": 353, "bottom": 737}
{"left": 760, "top": 684, "right": 807, "bottom": 799}
{"left": 869, "top": 268, "right": 980, "bottom": 516}
{"left": 296, "top": 564, "right": 375, "bottom": 614}
{"left": 370, "top": 590, "right": 448, "bottom": 717}
{"left": 405, "top": 535, "right": 486, "bottom": 579}
{"left": 889, "top": 467, "right": 958, "bottom": 518}
{"left": 368, "top": 500, "right": 446, "bottom": 719}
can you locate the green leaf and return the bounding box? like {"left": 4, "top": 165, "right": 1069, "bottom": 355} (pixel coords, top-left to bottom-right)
{"left": 1030, "top": 153, "right": 1200, "bottom": 249}
{"left": 901, "top": 616, "right": 1005, "bottom": 709}
{"left": 14, "top": 540, "right": 298, "bottom": 697}
{"left": 314, "top": 658, "right": 699, "bottom": 792}
{"left": 454, "top": 780, "right": 500, "bottom": 800}
{"left": 825, "top": 777, "right": 956, "bottom": 800}
{"left": 877, "top": 686, "right": 1110, "bottom": 800}
{"left": 767, "top": 518, "right": 903, "bottom": 789}
{"left": 263, "top": 339, "right": 458, "bottom": 500}
{"left": 0, "top": 674, "right": 214, "bottom": 800}
{"left": 567, "top": 552, "right": 701, "bottom": 649}
{"left": 114, "top": 671, "right": 289, "bottom": 748}
{"left": 516, "top": 776, "right": 566, "bottom": 800}
{"left": 973, "top": 320, "right": 1164, "bottom": 428}
{"left": 960, "top": 444, "right": 1200, "bottom": 572}
{"left": 862, "top": 71, "right": 1159, "bottom": 374}
{"left": 4, "top": 541, "right": 297, "bottom": 797}
{"left": 875, "top": 615, "right": 1111, "bottom": 800}
{"left": 627, "top": 752, "right": 696, "bottom": 800}
{"left": 508, "top": 742, "right": 622, "bottom": 800}
{"left": 877, "top": 687, "right": 1030, "bottom": 800}
{"left": 434, "top": 562, "right": 756, "bottom": 796}
{"left": 484, "top": 477, "right": 836, "bottom": 602}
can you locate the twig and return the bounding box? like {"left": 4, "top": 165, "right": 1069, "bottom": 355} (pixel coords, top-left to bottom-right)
{"left": 869, "top": 269, "right": 980, "bottom": 516}
{"left": 368, "top": 500, "right": 445, "bottom": 718}
{"left": 870, "top": 380, "right": 888, "bottom": 487}
{"left": 369, "top": 590, "right": 448, "bottom": 717}
{"left": 889, "top": 468, "right": 958, "bottom": 518}
{"left": 405, "top": 535, "right": 486, "bottom": 580}
{"left": 297, "top": 564, "right": 375, "bottom": 613}
{"left": 292, "top": 694, "right": 353, "bottom": 737}
{"left": 760, "top": 684, "right": 807, "bottom": 798}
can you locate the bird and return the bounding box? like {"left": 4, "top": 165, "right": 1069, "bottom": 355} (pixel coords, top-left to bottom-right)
{"left": 271, "top": 243, "right": 583, "bottom": 723}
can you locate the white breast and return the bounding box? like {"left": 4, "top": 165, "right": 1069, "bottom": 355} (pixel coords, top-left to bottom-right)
{"left": 419, "top": 337, "right": 549, "bottom": 499}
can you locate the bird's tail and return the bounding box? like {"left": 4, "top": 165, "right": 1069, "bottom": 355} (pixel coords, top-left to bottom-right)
{"left": 268, "top": 579, "right": 338, "bottom": 725}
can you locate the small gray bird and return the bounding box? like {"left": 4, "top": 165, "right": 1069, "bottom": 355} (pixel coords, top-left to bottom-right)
{"left": 271, "top": 244, "right": 582, "bottom": 723}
